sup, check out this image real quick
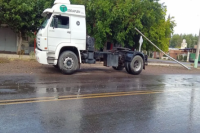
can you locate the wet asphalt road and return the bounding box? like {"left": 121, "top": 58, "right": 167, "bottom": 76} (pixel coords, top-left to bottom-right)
{"left": 0, "top": 73, "right": 200, "bottom": 133}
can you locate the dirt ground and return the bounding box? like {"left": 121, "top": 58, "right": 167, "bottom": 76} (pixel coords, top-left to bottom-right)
{"left": 0, "top": 59, "right": 199, "bottom": 76}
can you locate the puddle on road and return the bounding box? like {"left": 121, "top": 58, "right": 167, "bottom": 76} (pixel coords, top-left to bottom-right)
{"left": 0, "top": 89, "right": 17, "bottom": 94}
{"left": 0, "top": 75, "right": 199, "bottom": 96}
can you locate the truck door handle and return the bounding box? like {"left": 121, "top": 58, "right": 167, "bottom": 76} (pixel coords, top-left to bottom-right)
{"left": 49, "top": 30, "right": 54, "bottom": 32}
{"left": 67, "top": 31, "right": 71, "bottom": 34}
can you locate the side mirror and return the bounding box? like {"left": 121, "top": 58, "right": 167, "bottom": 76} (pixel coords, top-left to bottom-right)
{"left": 53, "top": 17, "right": 58, "bottom": 28}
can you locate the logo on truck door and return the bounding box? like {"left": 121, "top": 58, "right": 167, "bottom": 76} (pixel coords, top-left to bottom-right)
{"left": 60, "top": 5, "right": 67, "bottom": 12}
{"left": 76, "top": 21, "right": 80, "bottom": 26}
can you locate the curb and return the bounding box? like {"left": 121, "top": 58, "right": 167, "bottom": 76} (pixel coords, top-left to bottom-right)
{"left": 148, "top": 63, "right": 190, "bottom": 67}
{"left": 148, "top": 63, "right": 200, "bottom": 69}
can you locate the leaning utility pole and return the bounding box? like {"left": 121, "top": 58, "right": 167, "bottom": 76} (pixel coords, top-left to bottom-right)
{"left": 135, "top": 28, "right": 190, "bottom": 70}
{"left": 194, "top": 30, "right": 200, "bottom": 68}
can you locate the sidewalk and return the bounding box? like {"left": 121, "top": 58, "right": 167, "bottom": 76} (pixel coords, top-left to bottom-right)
{"left": 148, "top": 58, "right": 200, "bottom": 69}
{"left": 0, "top": 54, "right": 31, "bottom": 59}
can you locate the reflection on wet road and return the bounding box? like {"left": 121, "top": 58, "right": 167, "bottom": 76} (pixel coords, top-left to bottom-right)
{"left": 0, "top": 90, "right": 182, "bottom": 106}
{"left": 0, "top": 74, "right": 200, "bottom": 133}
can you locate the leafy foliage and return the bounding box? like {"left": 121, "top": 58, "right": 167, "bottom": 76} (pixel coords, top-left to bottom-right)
{"left": 71, "top": 0, "right": 176, "bottom": 51}
{"left": 0, "top": 0, "right": 54, "bottom": 36}
{"left": 170, "top": 34, "right": 198, "bottom": 48}
{"left": 0, "top": 0, "right": 54, "bottom": 52}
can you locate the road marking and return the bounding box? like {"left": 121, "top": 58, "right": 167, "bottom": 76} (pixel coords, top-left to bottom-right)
{"left": 0, "top": 90, "right": 162, "bottom": 102}
{"left": 0, "top": 90, "right": 180, "bottom": 106}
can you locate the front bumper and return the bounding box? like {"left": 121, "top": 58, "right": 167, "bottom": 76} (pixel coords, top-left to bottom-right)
{"left": 35, "top": 48, "right": 48, "bottom": 65}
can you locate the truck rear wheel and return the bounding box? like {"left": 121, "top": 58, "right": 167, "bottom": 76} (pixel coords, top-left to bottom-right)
{"left": 129, "top": 55, "right": 143, "bottom": 75}
{"left": 125, "top": 62, "right": 132, "bottom": 74}
{"left": 58, "top": 51, "right": 79, "bottom": 74}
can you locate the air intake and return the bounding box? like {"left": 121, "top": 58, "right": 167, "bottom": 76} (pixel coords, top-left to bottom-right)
{"left": 54, "top": 0, "right": 70, "bottom": 5}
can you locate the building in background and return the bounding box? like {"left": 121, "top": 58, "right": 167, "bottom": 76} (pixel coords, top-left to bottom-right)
{"left": 0, "top": 27, "right": 17, "bottom": 53}
{"left": 169, "top": 48, "right": 187, "bottom": 60}
{"left": 0, "top": 25, "right": 34, "bottom": 54}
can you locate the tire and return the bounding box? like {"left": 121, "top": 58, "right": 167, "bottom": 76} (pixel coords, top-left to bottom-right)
{"left": 58, "top": 51, "right": 79, "bottom": 74}
{"left": 112, "top": 66, "right": 124, "bottom": 71}
{"left": 125, "top": 62, "right": 132, "bottom": 74}
{"left": 129, "top": 55, "right": 143, "bottom": 75}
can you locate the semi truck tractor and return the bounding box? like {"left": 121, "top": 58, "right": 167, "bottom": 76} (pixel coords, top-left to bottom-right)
{"left": 35, "top": 0, "right": 147, "bottom": 75}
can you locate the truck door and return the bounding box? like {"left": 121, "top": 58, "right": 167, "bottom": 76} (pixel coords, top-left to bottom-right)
{"left": 48, "top": 15, "right": 71, "bottom": 51}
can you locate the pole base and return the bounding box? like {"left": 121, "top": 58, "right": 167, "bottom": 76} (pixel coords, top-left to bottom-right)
{"left": 194, "top": 59, "right": 198, "bottom": 68}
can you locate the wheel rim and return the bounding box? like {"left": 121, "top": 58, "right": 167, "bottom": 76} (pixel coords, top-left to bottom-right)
{"left": 133, "top": 60, "right": 141, "bottom": 71}
{"left": 63, "top": 57, "right": 74, "bottom": 69}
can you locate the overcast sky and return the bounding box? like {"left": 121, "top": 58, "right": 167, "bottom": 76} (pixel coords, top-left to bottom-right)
{"left": 159, "top": 0, "right": 200, "bottom": 35}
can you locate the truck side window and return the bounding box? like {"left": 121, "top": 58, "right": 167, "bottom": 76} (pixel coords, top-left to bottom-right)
{"left": 51, "top": 16, "right": 69, "bottom": 29}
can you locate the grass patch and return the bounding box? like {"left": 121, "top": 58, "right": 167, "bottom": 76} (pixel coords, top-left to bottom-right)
{"left": 0, "top": 57, "right": 10, "bottom": 63}
{"left": 11, "top": 58, "right": 36, "bottom": 62}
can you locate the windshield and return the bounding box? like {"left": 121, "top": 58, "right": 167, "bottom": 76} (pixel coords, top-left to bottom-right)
{"left": 40, "top": 14, "right": 52, "bottom": 29}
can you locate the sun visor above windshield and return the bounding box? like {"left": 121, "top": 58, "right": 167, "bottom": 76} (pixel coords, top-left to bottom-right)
{"left": 42, "top": 9, "right": 54, "bottom": 17}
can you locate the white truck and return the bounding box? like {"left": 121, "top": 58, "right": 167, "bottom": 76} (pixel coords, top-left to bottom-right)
{"left": 35, "top": 0, "right": 147, "bottom": 75}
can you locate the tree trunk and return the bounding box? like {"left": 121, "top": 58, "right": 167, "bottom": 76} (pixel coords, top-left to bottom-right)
{"left": 17, "top": 32, "right": 22, "bottom": 55}
{"left": 103, "top": 41, "right": 107, "bottom": 51}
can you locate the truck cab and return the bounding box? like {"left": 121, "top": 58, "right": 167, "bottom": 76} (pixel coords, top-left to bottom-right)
{"left": 36, "top": 0, "right": 86, "bottom": 66}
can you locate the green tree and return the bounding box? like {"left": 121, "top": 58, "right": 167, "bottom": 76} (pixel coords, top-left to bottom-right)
{"left": 138, "top": 1, "right": 176, "bottom": 52}
{"left": 192, "top": 35, "right": 198, "bottom": 48}
{"left": 170, "top": 34, "right": 182, "bottom": 48}
{"left": 170, "top": 34, "right": 199, "bottom": 48}
{"left": 71, "top": 0, "right": 175, "bottom": 51}
{"left": 0, "top": 0, "right": 54, "bottom": 52}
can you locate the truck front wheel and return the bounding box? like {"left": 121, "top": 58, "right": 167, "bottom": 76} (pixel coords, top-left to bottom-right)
{"left": 58, "top": 51, "right": 79, "bottom": 74}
